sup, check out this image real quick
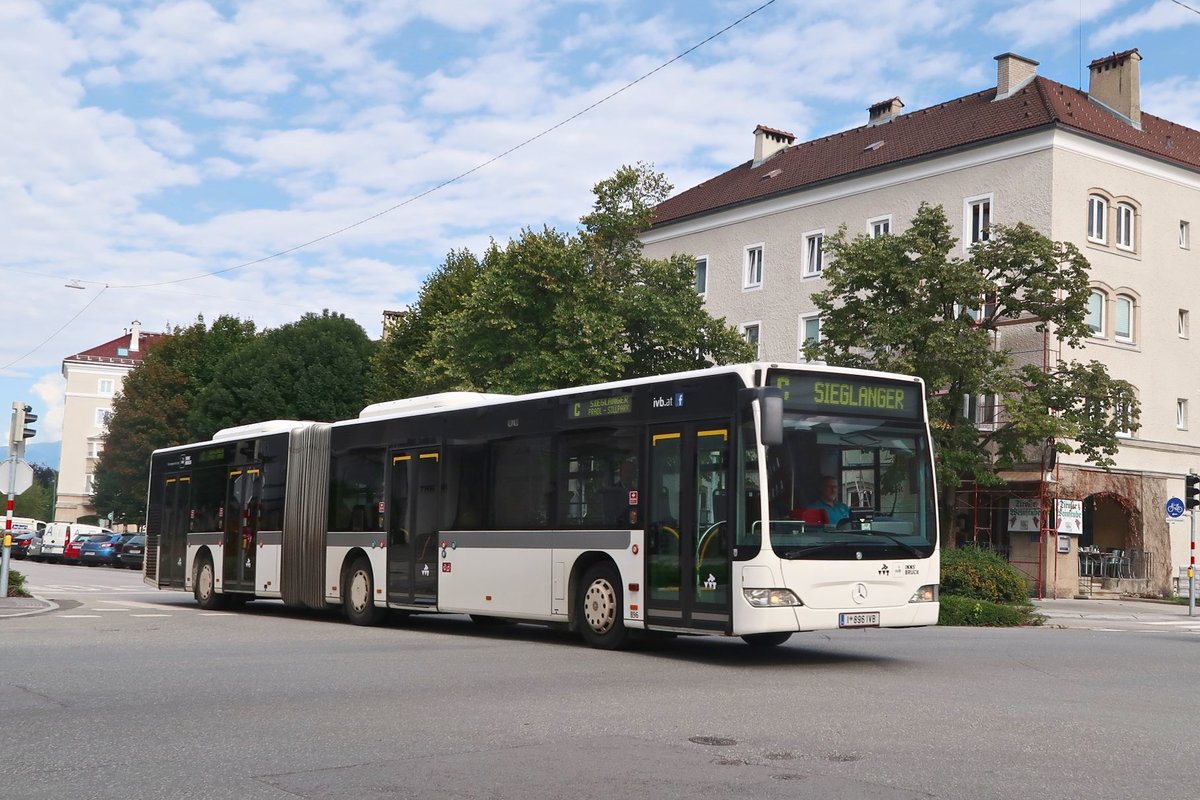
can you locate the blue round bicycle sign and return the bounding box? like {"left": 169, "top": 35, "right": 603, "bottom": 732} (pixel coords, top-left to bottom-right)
{"left": 1166, "top": 497, "right": 1186, "bottom": 518}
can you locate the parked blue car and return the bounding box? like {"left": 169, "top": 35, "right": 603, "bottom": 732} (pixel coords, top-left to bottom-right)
{"left": 79, "top": 532, "right": 131, "bottom": 567}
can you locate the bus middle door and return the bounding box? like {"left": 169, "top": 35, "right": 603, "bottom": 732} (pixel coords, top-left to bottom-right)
{"left": 387, "top": 449, "right": 441, "bottom": 606}
{"left": 644, "top": 423, "right": 732, "bottom": 632}
{"left": 223, "top": 467, "right": 262, "bottom": 593}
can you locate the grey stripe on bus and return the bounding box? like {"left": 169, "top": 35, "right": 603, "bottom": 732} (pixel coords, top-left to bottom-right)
{"left": 443, "top": 530, "right": 632, "bottom": 550}
{"left": 188, "top": 529, "right": 632, "bottom": 550}
{"left": 326, "top": 532, "right": 387, "bottom": 548}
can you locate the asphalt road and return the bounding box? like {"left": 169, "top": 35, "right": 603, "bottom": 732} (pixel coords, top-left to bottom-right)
{"left": 3, "top": 561, "right": 1197, "bottom": 800}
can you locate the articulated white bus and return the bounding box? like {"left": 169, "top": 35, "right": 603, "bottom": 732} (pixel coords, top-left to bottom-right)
{"left": 145, "top": 363, "right": 939, "bottom": 648}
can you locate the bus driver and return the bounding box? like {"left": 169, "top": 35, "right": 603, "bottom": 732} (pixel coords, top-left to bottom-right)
{"left": 808, "top": 475, "right": 851, "bottom": 526}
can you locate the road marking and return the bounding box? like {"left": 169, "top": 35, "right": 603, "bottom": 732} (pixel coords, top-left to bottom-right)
{"left": 90, "top": 608, "right": 132, "bottom": 612}
{"left": 198, "top": 612, "right": 233, "bottom": 616}
{"left": 130, "top": 613, "right": 172, "bottom": 618}
{"left": 59, "top": 614, "right": 101, "bottom": 619}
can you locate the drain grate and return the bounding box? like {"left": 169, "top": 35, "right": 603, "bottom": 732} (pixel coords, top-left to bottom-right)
{"left": 689, "top": 736, "right": 737, "bottom": 746}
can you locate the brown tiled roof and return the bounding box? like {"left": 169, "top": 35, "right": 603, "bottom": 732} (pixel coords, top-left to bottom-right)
{"left": 65, "top": 332, "right": 165, "bottom": 366}
{"left": 652, "top": 75, "right": 1200, "bottom": 227}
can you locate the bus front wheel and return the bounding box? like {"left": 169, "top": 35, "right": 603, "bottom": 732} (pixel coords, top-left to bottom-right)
{"left": 194, "top": 555, "right": 226, "bottom": 610}
{"left": 344, "top": 557, "right": 381, "bottom": 626}
{"left": 578, "top": 563, "right": 629, "bottom": 650}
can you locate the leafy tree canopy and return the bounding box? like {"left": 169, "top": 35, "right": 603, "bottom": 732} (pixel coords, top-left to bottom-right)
{"left": 807, "top": 202, "right": 1139, "bottom": 487}
{"left": 92, "top": 315, "right": 257, "bottom": 525}
{"left": 191, "top": 310, "right": 375, "bottom": 433}
{"left": 369, "top": 162, "right": 752, "bottom": 399}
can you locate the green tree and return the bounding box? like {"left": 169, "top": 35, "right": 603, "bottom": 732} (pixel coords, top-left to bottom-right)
{"left": 369, "top": 163, "right": 752, "bottom": 398}
{"left": 14, "top": 466, "right": 54, "bottom": 521}
{"left": 191, "top": 311, "right": 375, "bottom": 432}
{"left": 367, "top": 248, "right": 484, "bottom": 402}
{"left": 807, "top": 203, "right": 1139, "bottom": 503}
{"left": 92, "top": 315, "right": 258, "bottom": 525}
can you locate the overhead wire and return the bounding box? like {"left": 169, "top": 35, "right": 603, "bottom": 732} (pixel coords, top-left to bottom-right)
{"left": 2, "top": 0, "right": 780, "bottom": 368}
{"left": 98, "top": 0, "right": 780, "bottom": 290}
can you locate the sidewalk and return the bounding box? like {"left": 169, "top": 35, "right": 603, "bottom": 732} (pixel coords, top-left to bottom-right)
{"left": 1034, "top": 596, "right": 1200, "bottom": 629}
{"left": 0, "top": 595, "right": 57, "bottom": 618}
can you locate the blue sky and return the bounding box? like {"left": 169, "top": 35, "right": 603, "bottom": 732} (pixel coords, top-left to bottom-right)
{"left": 1, "top": 0, "right": 1196, "bottom": 457}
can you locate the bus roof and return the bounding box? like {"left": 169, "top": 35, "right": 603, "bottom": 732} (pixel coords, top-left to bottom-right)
{"left": 150, "top": 362, "right": 924, "bottom": 453}
{"left": 330, "top": 361, "right": 923, "bottom": 428}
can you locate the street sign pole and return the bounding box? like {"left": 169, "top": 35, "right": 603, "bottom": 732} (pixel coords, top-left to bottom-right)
{"left": 1191, "top": 507, "right": 1196, "bottom": 617}
{"left": 0, "top": 405, "right": 17, "bottom": 598}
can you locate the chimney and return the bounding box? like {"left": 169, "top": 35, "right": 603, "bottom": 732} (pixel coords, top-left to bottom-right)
{"left": 752, "top": 124, "right": 795, "bottom": 167}
{"left": 867, "top": 97, "right": 904, "bottom": 126}
{"left": 994, "top": 52, "right": 1039, "bottom": 100}
{"left": 129, "top": 320, "right": 141, "bottom": 352}
{"left": 1088, "top": 48, "right": 1142, "bottom": 128}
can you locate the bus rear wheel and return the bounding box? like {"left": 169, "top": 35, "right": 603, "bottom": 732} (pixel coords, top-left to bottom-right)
{"left": 741, "top": 631, "right": 792, "bottom": 647}
{"left": 344, "top": 557, "right": 381, "bottom": 626}
{"left": 194, "top": 554, "right": 226, "bottom": 610}
{"left": 578, "top": 563, "right": 629, "bottom": 650}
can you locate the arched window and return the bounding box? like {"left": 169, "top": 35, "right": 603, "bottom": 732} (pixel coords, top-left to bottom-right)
{"left": 1115, "top": 203, "right": 1136, "bottom": 250}
{"left": 1088, "top": 195, "right": 1108, "bottom": 243}
{"left": 1114, "top": 295, "right": 1135, "bottom": 342}
{"left": 1086, "top": 290, "right": 1106, "bottom": 336}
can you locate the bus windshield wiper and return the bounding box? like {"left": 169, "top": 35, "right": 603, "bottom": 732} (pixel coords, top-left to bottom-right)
{"left": 779, "top": 541, "right": 858, "bottom": 558}
{"left": 864, "top": 532, "right": 925, "bottom": 558}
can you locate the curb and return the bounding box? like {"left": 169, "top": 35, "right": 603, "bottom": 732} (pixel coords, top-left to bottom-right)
{"left": 0, "top": 594, "right": 59, "bottom": 619}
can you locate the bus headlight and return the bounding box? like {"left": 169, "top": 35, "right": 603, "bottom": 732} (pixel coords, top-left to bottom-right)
{"left": 743, "top": 588, "right": 803, "bottom": 607}
{"left": 909, "top": 585, "right": 938, "bottom": 603}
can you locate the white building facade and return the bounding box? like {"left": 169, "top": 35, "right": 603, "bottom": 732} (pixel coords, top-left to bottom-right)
{"left": 642, "top": 50, "right": 1199, "bottom": 599}
{"left": 55, "top": 322, "right": 160, "bottom": 524}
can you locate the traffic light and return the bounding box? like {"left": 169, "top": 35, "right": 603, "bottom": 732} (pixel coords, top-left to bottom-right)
{"left": 1187, "top": 474, "right": 1200, "bottom": 510}
{"left": 9, "top": 403, "right": 36, "bottom": 454}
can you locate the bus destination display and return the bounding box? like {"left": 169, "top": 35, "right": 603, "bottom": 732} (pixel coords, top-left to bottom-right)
{"left": 770, "top": 372, "right": 921, "bottom": 419}
{"left": 569, "top": 394, "right": 633, "bottom": 420}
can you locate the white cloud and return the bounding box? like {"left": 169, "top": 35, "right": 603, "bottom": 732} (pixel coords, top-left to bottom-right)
{"left": 140, "top": 118, "right": 194, "bottom": 157}
{"left": 32, "top": 372, "right": 67, "bottom": 443}
{"left": 1142, "top": 75, "right": 1200, "bottom": 130}
{"left": 1091, "top": 0, "right": 1198, "bottom": 48}
{"left": 989, "top": 0, "right": 1123, "bottom": 50}
{"left": 198, "top": 97, "right": 267, "bottom": 119}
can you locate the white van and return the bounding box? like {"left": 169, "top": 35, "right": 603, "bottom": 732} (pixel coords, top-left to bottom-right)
{"left": 40, "top": 522, "right": 74, "bottom": 562}
{"left": 8, "top": 517, "right": 46, "bottom": 535}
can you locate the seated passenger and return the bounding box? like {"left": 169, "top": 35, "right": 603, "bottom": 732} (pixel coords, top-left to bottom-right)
{"left": 808, "top": 476, "right": 851, "bottom": 526}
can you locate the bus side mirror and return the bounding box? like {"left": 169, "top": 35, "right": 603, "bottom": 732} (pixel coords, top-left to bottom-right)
{"left": 741, "top": 387, "right": 784, "bottom": 446}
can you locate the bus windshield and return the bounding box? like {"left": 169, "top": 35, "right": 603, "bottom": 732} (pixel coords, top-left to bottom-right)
{"left": 763, "top": 412, "right": 936, "bottom": 560}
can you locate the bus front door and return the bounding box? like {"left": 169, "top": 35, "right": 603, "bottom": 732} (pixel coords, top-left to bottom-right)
{"left": 645, "top": 423, "right": 732, "bottom": 632}
{"left": 159, "top": 475, "right": 190, "bottom": 589}
{"left": 387, "top": 449, "right": 441, "bottom": 606}
{"left": 223, "top": 467, "right": 262, "bottom": 594}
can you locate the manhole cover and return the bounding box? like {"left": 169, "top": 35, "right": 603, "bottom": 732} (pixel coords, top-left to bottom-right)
{"left": 689, "top": 736, "right": 737, "bottom": 746}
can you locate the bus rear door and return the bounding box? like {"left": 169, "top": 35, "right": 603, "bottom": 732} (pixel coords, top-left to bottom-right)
{"left": 644, "top": 422, "right": 732, "bottom": 632}
{"left": 158, "top": 474, "right": 190, "bottom": 589}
